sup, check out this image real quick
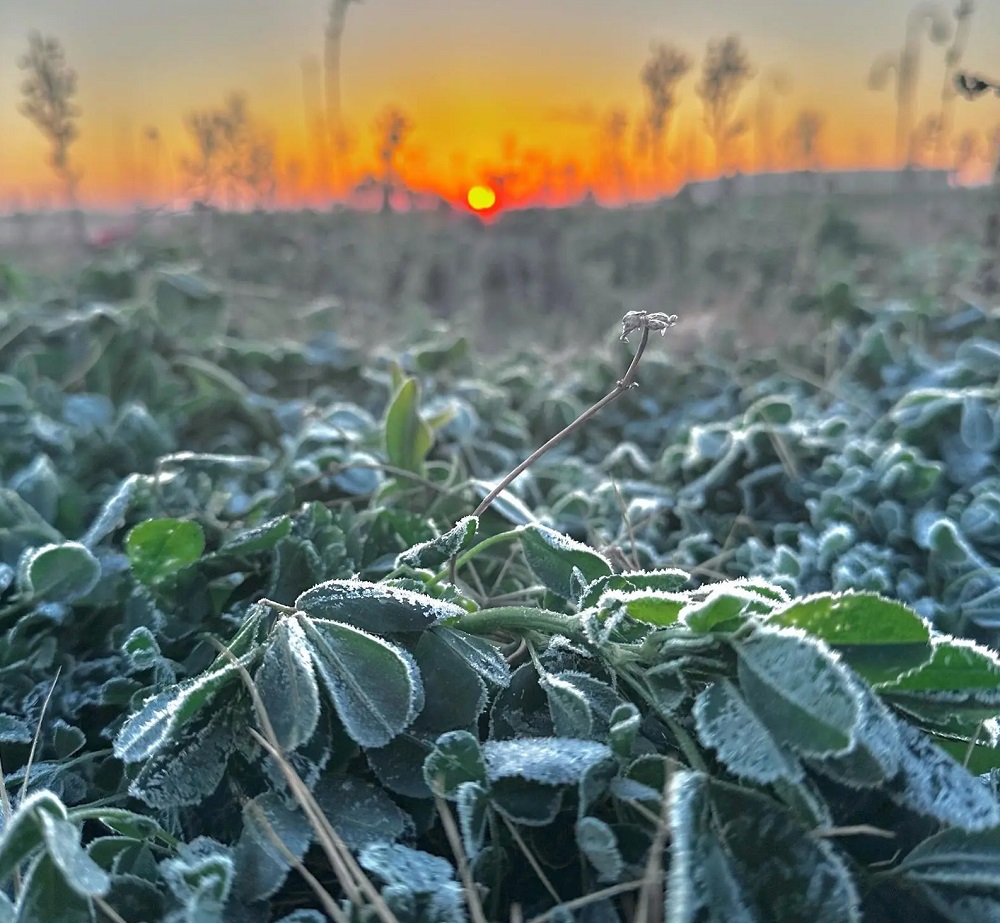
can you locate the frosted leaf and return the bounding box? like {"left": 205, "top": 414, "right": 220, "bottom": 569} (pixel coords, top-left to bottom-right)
{"left": 890, "top": 721, "right": 1000, "bottom": 831}
{"left": 483, "top": 738, "right": 613, "bottom": 786}
{"left": 576, "top": 817, "right": 624, "bottom": 884}
{"left": 295, "top": 578, "right": 464, "bottom": 633}
{"left": 255, "top": 617, "right": 320, "bottom": 751}
{"left": 693, "top": 680, "right": 803, "bottom": 784}
{"left": 81, "top": 474, "right": 145, "bottom": 548}
{"left": 395, "top": 515, "right": 478, "bottom": 569}
{"left": 301, "top": 615, "right": 423, "bottom": 748}
{"left": 735, "top": 626, "right": 862, "bottom": 758}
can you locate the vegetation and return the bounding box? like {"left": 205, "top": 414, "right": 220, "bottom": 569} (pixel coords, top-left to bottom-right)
{"left": 0, "top": 244, "right": 998, "bottom": 920}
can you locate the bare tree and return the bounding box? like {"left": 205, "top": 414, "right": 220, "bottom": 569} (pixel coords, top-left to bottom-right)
{"left": 754, "top": 70, "right": 791, "bottom": 172}
{"left": 374, "top": 106, "right": 411, "bottom": 213}
{"left": 18, "top": 33, "right": 85, "bottom": 241}
{"left": 600, "top": 107, "right": 630, "bottom": 201}
{"left": 696, "top": 35, "right": 755, "bottom": 172}
{"left": 325, "top": 0, "right": 363, "bottom": 173}
{"left": 933, "top": 0, "right": 975, "bottom": 165}
{"left": 640, "top": 43, "right": 691, "bottom": 184}
{"left": 868, "top": 2, "right": 952, "bottom": 167}
{"left": 181, "top": 94, "right": 276, "bottom": 208}
{"left": 789, "top": 110, "right": 825, "bottom": 170}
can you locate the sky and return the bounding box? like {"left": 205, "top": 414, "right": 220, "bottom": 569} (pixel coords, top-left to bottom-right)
{"left": 0, "top": 0, "right": 998, "bottom": 209}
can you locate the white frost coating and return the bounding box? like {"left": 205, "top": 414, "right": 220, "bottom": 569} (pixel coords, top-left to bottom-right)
{"left": 736, "top": 625, "right": 862, "bottom": 758}
{"left": 893, "top": 721, "right": 1000, "bottom": 831}
{"left": 113, "top": 661, "right": 240, "bottom": 763}
{"left": 296, "top": 578, "right": 467, "bottom": 628}
{"left": 301, "top": 616, "right": 424, "bottom": 748}
{"left": 431, "top": 627, "right": 510, "bottom": 687}
{"left": 693, "top": 680, "right": 804, "bottom": 784}
{"left": 520, "top": 523, "right": 613, "bottom": 567}
{"left": 483, "top": 737, "right": 613, "bottom": 785}
{"left": 395, "top": 515, "right": 478, "bottom": 569}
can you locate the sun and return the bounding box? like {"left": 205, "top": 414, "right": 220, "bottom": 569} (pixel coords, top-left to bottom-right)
{"left": 467, "top": 184, "right": 497, "bottom": 212}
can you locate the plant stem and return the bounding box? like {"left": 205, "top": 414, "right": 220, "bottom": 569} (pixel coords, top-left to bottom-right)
{"left": 442, "top": 605, "right": 585, "bottom": 643}
{"left": 428, "top": 530, "right": 520, "bottom": 586}
{"left": 471, "top": 325, "right": 652, "bottom": 520}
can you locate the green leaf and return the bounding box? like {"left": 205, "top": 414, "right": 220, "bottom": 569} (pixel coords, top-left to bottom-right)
{"left": 542, "top": 671, "right": 594, "bottom": 739}
{"left": 879, "top": 640, "right": 1000, "bottom": 735}
{"left": 234, "top": 792, "right": 314, "bottom": 903}
{"left": 576, "top": 817, "right": 623, "bottom": 884}
{"left": 734, "top": 626, "right": 861, "bottom": 758}
{"left": 599, "top": 589, "right": 686, "bottom": 627}
{"left": 666, "top": 771, "right": 861, "bottom": 923}
{"left": 219, "top": 515, "right": 292, "bottom": 556}
{"left": 255, "top": 617, "right": 320, "bottom": 751}
{"left": 580, "top": 568, "right": 690, "bottom": 609}
{"left": 395, "top": 516, "right": 479, "bottom": 569}
{"left": 113, "top": 661, "right": 242, "bottom": 763}
{"left": 0, "top": 790, "right": 68, "bottom": 887}
{"left": 17, "top": 542, "right": 101, "bottom": 604}
{"left": 38, "top": 813, "right": 110, "bottom": 898}
{"left": 681, "top": 586, "right": 772, "bottom": 633}
{"left": 14, "top": 854, "right": 94, "bottom": 923}
{"left": 125, "top": 519, "right": 205, "bottom": 586}
{"left": 693, "top": 680, "right": 803, "bottom": 784}
{"left": 411, "top": 629, "right": 487, "bottom": 733}
{"left": 158, "top": 451, "right": 270, "bottom": 475}
{"left": 428, "top": 626, "right": 510, "bottom": 688}
{"left": 518, "top": 524, "right": 612, "bottom": 599}
{"left": 897, "top": 824, "right": 1000, "bottom": 922}
{"left": 295, "top": 578, "right": 464, "bottom": 633}
{"left": 890, "top": 721, "right": 1000, "bottom": 830}
{"left": 313, "top": 775, "right": 411, "bottom": 851}
{"left": 300, "top": 614, "right": 423, "bottom": 748}
{"left": 424, "top": 731, "right": 489, "bottom": 797}
{"left": 768, "top": 591, "right": 932, "bottom": 685}
{"left": 384, "top": 377, "right": 434, "bottom": 474}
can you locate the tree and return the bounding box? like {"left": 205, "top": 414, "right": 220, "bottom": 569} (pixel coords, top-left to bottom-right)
{"left": 325, "top": 0, "right": 364, "bottom": 171}
{"left": 18, "top": 33, "right": 85, "bottom": 240}
{"left": 868, "top": 2, "right": 952, "bottom": 167}
{"left": 600, "top": 108, "right": 630, "bottom": 201}
{"left": 640, "top": 43, "right": 692, "bottom": 183}
{"left": 374, "top": 106, "right": 411, "bottom": 213}
{"left": 181, "top": 94, "right": 276, "bottom": 208}
{"left": 753, "top": 70, "right": 791, "bottom": 172}
{"left": 696, "top": 35, "right": 755, "bottom": 172}
{"left": 789, "top": 110, "right": 825, "bottom": 170}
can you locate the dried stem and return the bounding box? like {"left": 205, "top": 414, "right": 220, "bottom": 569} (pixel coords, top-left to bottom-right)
{"left": 471, "top": 311, "right": 676, "bottom": 521}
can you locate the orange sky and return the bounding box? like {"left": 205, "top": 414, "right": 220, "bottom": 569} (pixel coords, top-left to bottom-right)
{"left": 0, "top": 0, "right": 998, "bottom": 210}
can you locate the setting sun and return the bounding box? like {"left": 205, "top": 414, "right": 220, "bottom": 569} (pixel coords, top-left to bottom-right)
{"left": 467, "top": 185, "right": 497, "bottom": 211}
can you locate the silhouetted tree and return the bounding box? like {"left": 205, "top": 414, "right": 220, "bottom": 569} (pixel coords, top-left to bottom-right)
{"left": 868, "top": 2, "right": 952, "bottom": 167}
{"left": 696, "top": 35, "right": 755, "bottom": 172}
{"left": 326, "top": 0, "right": 363, "bottom": 168}
{"left": 933, "top": 0, "right": 975, "bottom": 165}
{"left": 181, "top": 94, "right": 276, "bottom": 208}
{"left": 374, "top": 106, "right": 411, "bottom": 212}
{"left": 640, "top": 43, "right": 691, "bottom": 183}
{"left": 789, "top": 110, "right": 824, "bottom": 169}
{"left": 600, "top": 108, "right": 630, "bottom": 201}
{"left": 18, "top": 32, "right": 85, "bottom": 241}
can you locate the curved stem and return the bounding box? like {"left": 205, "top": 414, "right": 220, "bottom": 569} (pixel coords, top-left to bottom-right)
{"left": 471, "top": 326, "right": 652, "bottom": 520}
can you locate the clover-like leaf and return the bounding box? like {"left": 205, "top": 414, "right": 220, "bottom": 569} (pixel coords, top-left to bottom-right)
{"left": 519, "top": 524, "right": 612, "bottom": 598}
{"left": 17, "top": 542, "right": 101, "bottom": 603}
{"left": 125, "top": 518, "right": 205, "bottom": 586}
{"left": 734, "top": 626, "right": 862, "bottom": 758}
{"left": 295, "top": 579, "right": 463, "bottom": 633}
{"left": 300, "top": 614, "right": 423, "bottom": 748}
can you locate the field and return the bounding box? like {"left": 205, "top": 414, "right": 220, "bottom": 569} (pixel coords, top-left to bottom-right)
{"left": 1, "top": 184, "right": 1000, "bottom": 922}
